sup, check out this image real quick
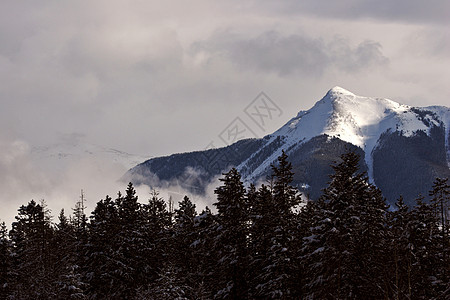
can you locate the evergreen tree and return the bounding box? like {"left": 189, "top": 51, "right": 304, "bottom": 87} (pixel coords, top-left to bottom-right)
{"left": 139, "top": 188, "right": 173, "bottom": 294}
{"left": 429, "top": 177, "right": 450, "bottom": 284}
{"left": 85, "top": 183, "right": 153, "bottom": 298}
{"left": 248, "top": 183, "right": 275, "bottom": 297}
{"left": 72, "top": 190, "right": 88, "bottom": 249}
{"left": 170, "top": 195, "right": 198, "bottom": 297}
{"left": 83, "top": 195, "right": 118, "bottom": 298}
{"left": 429, "top": 178, "right": 449, "bottom": 232}
{"left": 387, "top": 196, "right": 413, "bottom": 299}
{"left": 113, "top": 182, "right": 147, "bottom": 298}
{"left": 253, "top": 150, "right": 301, "bottom": 298}
{"left": 175, "top": 195, "right": 197, "bottom": 228}
{"left": 144, "top": 189, "right": 172, "bottom": 233}
{"left": 272, "top": 150, "right": 301, "bottom": 215}
{"left": 2, "top": 153, "right": 448, "bottom": 299}
{"left": 298, "top": 198, "right": 327, "bottom": 298}
{"left": 407, "top": 196, "right": 444, "bottom": 298}
{"left": 0, "top": 221, "right": 12, "bottom": 299}
{"left": 9, "top": 200, "right": 56, "bottom": 299}
{"left": 305, "top": 150, "right": 388, "bottom": 299}
{"left": 67, "top": 191, "right": 89, "bottom": 298}
{"left": 248, "top": 183, "right": 272, "bottom": 298}
{"left": 190, "top": 206, "right": 217, "bottom": 299}
{"left": 54, "top": 209, "right": 86, "bottom": 299}
{"left": 135, "top": 263, "right": 190, "bottom": 300}
{"left": 213, "top": 168, "right": 249, "bottom": 299}
{"left": 353, "top": 182, "right": 389, "bottom": 298}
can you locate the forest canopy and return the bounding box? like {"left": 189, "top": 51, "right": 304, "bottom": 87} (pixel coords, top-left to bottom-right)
{"left": 0, "top": 151, "right": 448, "bottom": 299}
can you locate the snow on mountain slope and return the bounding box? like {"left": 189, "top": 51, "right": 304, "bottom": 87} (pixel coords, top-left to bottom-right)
{"left": 238, "top": 86, "right": 449, "bottom": 182}
{"left": 424, "top": 105, "right": 450, "bottom": 166}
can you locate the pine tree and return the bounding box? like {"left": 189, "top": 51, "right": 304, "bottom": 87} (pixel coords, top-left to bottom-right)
{"left": 81, "top": 185, "right": 174, "bottom": 298}
{"left": 407, "top": 196, "right": 445, "bottom": 298}
{"left": 139, "top": 189, "right": 173, "bottom": 293}
{"left": 170, "top": 195, "right": 198, "bottom": 297}
{"left": 72, "top": 190, "right": 88, "bottom": 242}
{"left": 213, "top": 168, "right": 249, "bottom": 299}
{"left": 145, "top": 189, "right": 172, "bottom": 232}
{"left": 0, "top": 221, "right": 12, "bottom": 299}
{"left": 9, "top": 200, "right": 56, "bottom": 299}
{"left": 87, "top": 183, "right": 153, "bottom": 298}
{"left": 69, "top": 190, "right": 89, "bottom": 295}
{"left": 190, "top": 206, "right": 217, "bottom": 299}
{"left": 298, "top": 198, "right": 327, "bottom": 298}
{"left": 429, "top": 178, "right": 449, "bottom": 232}
{"left": 305, "top": 150, "right": 388, "bottom": 299}
{"left": 83, "top": 195, "right": 118, "bottom": 298}
{"left": 54, "top": 209, "right": 86, "bottom": 299}
{"left": 175, "top": 195, "right": 197, "bottom": 229}
{"left": 248, "top": 183, "right": 275, "bottom": 297}
{"left": 387, "top": 196, "right": 413, "bottom": 299}
{"left": 429, "top": 177, "right": 450, "bottom": 286}
{"left": 253, "top": 150, "right": 301, "bottom": 298}
{"left": 248, "top": 183, "right": 272, "bottom": 298}
{"left": 135, "top": 263, "right": 190, "bottom": 300}
{"left": 109, "top": 182, "right": 147, "bottom": 298}
{"left": 272, "top": 150, "right": 301, "bottom": 215}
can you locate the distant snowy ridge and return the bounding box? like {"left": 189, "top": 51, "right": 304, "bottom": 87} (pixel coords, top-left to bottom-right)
{"left": 238, "top": 86, "right": 449, "bottom": 183}
{"left": 32, "top": 142, "right": 150, "bottom": 172}
{"left": 128, "top": 86, "right": 449, "bottom": 206}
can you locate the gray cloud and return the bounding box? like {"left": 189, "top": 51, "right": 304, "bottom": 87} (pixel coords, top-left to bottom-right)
{"left": 0, "top": 1, "right": 449, "bottom": 224}
{"left": 258, "top": 0, "right": 450, "bottom": 25}
{"left": 0, "top": 134, "right": 146, "bottom": 226}
{"left": 330, "top": 39, "right": 389, "bottom": 72}
{"left": 192, "top": 31, "right": 388, "bottom": 76}
{"left": 403, "top": 29, "right": 450, "bottom": 58}
{"left": 0, "top": 137, "right": 50, "bottom": 225}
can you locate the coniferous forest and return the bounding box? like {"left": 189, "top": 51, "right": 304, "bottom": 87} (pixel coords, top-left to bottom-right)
{"left": 0, "top": 151, "right": 449, "bottom": 299}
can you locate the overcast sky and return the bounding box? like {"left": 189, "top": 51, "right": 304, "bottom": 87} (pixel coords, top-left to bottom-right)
{"left": 1, "top": 0, "right": 449, "bottom": 224}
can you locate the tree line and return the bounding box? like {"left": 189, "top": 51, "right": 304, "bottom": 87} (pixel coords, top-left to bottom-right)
{"left": 0, "top": 151, "right": 449, "bottom": 299}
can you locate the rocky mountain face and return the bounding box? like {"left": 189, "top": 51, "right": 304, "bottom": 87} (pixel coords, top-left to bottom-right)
{"left": 127, "top": 87, "right": 450, "bottom": 207}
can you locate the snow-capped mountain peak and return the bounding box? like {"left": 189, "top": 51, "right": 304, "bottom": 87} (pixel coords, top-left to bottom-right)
{"left": 129, "top": 86, "right": 449, "bottom": 206}
{"left": 327, "top": 85, "right": 356, "bottom": 97}
{"left": 279, "top": 87, "right": 410, "bottom": 146}
{"left": 241, "top": 87, "right": 447, "bottom": 182}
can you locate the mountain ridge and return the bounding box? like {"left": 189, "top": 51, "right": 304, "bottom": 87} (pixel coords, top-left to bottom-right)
{"left": 238, "top": 86, "right": 449, "bottom": 183}
{"left": 127, "top": 87, "right": 450, "bottom": 206}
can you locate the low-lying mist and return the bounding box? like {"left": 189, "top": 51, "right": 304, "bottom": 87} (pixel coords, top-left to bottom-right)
{"left": 0, "top": 136, "right": 218, "bottom": 227}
